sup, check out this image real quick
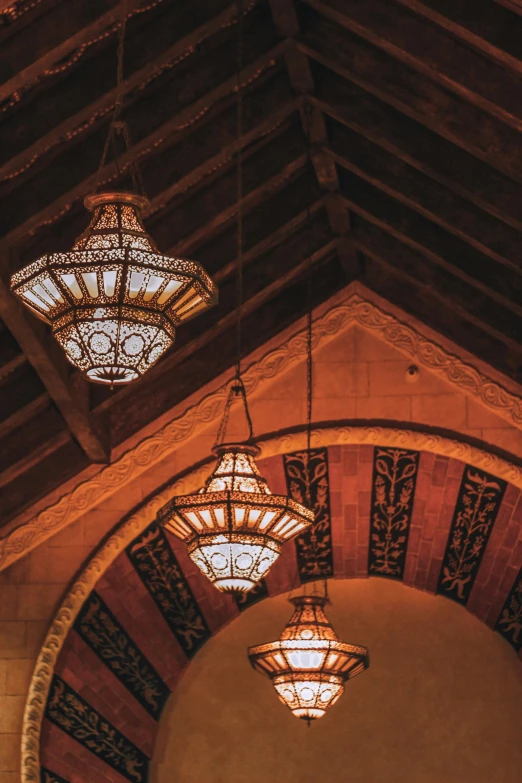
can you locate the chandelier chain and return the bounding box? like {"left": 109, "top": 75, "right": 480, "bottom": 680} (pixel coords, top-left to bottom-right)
{"left": 95, "top": 0, "right": 146, "bottom": 197}
{"left": 235, "top": 0, "right": 245, "bottom": 383}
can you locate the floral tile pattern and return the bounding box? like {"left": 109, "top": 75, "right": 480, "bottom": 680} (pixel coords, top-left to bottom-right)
{"left": 74, "top": 591, "right": 170, "bottom": 720}
{"left": 368, "top": 447, "right": 419, "bottom": 579}
{"left": 45, "top": 675, "right": 149, "bottom": 782}
{"left": 437, "top": 467, "right": 506, "bottom": 604}
{"left": 495, "top": 567, "right": 522, "bottom": 652}
{"left": 127, "top": 524, "right": 210, "bottom": 658}
{"left": 283, "top": 449, "right": 334, "bottom": 583}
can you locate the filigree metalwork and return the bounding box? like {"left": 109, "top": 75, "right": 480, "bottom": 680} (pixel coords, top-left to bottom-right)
{"left": 75, "top": 591, "right": 169, "bottom": 719}
{"left": 368, "top": 448, "right": 419, "bottom": 578}
{"left": 45, "top": 675, "right": 148, "bottom": 782}
{"left": 235, "top": 578, "right": 268, "bottom": 611}
{"left": 283, "top": 449, "right": 334, "bottom": 582}
{"left": 438, "top": 468, "right": 506, "bottom": 603}
{"left": 159, "top": 440, "right": 313, "bottom": 594}
{"left": 127, "top": 524, "right": 210, "bottom": 657}
{"left": 496, "top": 568, "right": 522, "bottom": 652}
{"left": 248, "top": 595, "right": 369, "bottom": 723}
{"left": 11, "top": 191, "right": 217, "bottom": 384}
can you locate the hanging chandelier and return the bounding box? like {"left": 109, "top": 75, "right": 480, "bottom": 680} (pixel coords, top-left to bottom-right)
{"left": 158, "top": 384, "right": 314, "bottom": 593}
{"left": 10, "top": 191, "right": 217, "bottom": 384}
{"left": 10, "top": 2, "right": 217, "bottom": 385}
{"left": 248, "top": 594, "right": 369, "bottom": 723}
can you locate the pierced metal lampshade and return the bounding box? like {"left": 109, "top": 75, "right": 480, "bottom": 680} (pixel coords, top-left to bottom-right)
{"left": 158, "top": 442, "right": 314, "bottom": 594}
{"left": 10, "top": 191, "right": 218, "bottom": 384}
{"left": 248, "top": 595, "right": 369, "bottom": 723}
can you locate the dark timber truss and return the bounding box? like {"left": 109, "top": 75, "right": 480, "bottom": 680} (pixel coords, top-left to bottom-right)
{"left": 0, "top": 0, "right": 521, "bottom": 524}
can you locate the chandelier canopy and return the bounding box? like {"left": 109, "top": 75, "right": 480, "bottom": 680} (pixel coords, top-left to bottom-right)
{"left": 248, "top": 595, "right": 369, "bottom": 723}
{"left": 10, "top": 192, "right": 218, "bottom": 384}
{"left": 158, "top": 439, "right": 314, "bottom": 594}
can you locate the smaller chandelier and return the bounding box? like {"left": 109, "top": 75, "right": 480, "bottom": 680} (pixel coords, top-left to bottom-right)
{"left": 10, "top": 191, "right": 218, "bottom": 384}
{"left": 248, "top": 595, "right": 369, "bottom": 723}
{"left": 158, "top": 439, "right": 314, "bottom": 594}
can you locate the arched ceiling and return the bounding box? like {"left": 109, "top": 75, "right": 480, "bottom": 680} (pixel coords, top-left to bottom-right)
{"left": 37, "top": 443, "right": 522, "bottom": 783}
{"left": 0, "top": 0, "right": 521, "bottom": 527}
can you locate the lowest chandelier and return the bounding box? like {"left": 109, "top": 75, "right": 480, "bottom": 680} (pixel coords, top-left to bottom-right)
{"left": 10, "top": 191, "right": 217, "bottom": 384}
{"left": 248, "top": 595, "right": 369, "bottom": 723}
{"left": 158, "top": 385, "right": 314, "bottom": 593}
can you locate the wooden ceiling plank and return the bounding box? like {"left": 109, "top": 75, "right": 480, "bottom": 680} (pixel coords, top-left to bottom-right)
{"left": 0, "top": 3, "right": 239, "bottom": 180}
{"left": 327, "top": 121, "right": 520, "bottom": 272}
{"left": 0, "top": 430, "right": 70, "bottom": 490}
{"left": 0, "top": 42, "right": 286, "bottom": 252}
{"left": 302, "top": 0, "right": 522, "bottom": 131}
{"left": 298, "top": 10, "right": 522, "bottom": 183}
{"left": 0, "top": 254, "right": 110, "bottom": 462}
{"left": 310, "top": 69, "right": 522, "bottom": 234}
{"left": 268, "top": 0, "right": 358, "bottom": 276}
{"left": 393, "top": 0, "right": 522, "bottom": 77}
{"left": 352, "top": 220, "right": 522, "bottom": 351}
{"left": 169, "top": 153, "right": 308, "bottom": 257}
{"left": 338, "top": 186, "right": 522, "bottom": 319}
{"left": 0, "top": 392, "right": 49, "bottom": 441}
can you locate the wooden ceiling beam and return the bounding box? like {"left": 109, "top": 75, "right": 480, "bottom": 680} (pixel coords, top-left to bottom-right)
{"left": 301, "top": 0, "right": 522, "bottom": 131}
{"left": 0, "top": 253, "right": 110, "bottom": 462}
{"left": 1, "top": 42, "right": 286, "bottom": 253}
{"left": 337, "top": 180, "right": 522, "bottom": 319}
{"left": 351, "top": 218, "right": 522, "bottom": 352}
{"left": 168, "top": 151, "right": 308, "bottom": 258}
{"left": 393, "top": 0, "right": 522, "bottom": 77}
{"left": 327, "top": 121, "right": 520, "bottom": 273}
{"left": 0, "top": 3, "right": 239, "bottom": 181}
{"left": 298, "top": 9, "right": 522, "bottom": 182}
{"left": 310, "top": 70, "right": 522, "bottom": 232}
{"left": 268, "top": 0, "right": 359, "bottom": 277}
{"left": 0, "top": 392, "right": 49, "bottom": 442}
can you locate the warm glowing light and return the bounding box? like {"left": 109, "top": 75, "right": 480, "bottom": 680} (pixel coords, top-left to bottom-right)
{"left": 158, "top": 443, "right": 314, "bottom": 594}
{"left": 248, "top": 595, "right": 369, "bottom": 722}
{"left": 10, "top": 192, "right": 218, "bottom": 384}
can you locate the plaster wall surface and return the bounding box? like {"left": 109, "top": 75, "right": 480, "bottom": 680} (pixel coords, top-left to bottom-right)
{"left": 152, "top": 579, "right": 522, "bottom": 783}
{"left": 0, "top": 324, "right": 520, "bottom": 779}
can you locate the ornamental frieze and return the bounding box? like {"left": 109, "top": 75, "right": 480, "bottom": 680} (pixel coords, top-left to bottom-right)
{"left": 437, "top": 468, "right": 506, "bottom": 604}
{"left": 283, "top": 448, "right": 334, "bottom": 582}
{"left": 127, "top": 524, "right": 210, "bottom": 657}
{"left": 45, "top": 675, "right": 149, "bottom": 783}
{"left": 495, "top": 567, "right": 522, "bottom": 652}
{"left": 368, "top": 448, "right": 419, "bottom": 579}
{"left": 74, "top": 591, "right": 170, "bottom": 720}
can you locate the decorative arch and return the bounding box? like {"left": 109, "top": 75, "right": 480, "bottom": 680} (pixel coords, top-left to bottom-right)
{"left": 24, "top": 424, "right": 522, "bottom": 783}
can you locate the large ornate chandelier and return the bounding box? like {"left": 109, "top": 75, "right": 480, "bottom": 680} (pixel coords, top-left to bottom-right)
{"left": 248, "top": 595, "right": 369, "bottom": 723}
{"left": 159, "top": 384, "right": 314, "bottom": 593}
{"left": 10, "top": 191, "right": 217, "bottom": 384}
{"left": 10, "top": 3, "right": 217, "bottom": 385}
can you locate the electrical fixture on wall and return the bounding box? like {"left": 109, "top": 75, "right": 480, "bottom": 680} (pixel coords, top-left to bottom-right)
{"left": 247, "top": 100, "right": 369, "bottom": 722}
{"left": 10, "top": 1, "right": 217, "bottom": 385}
{"left": 157, "top": 0, "right": 314, "bottom": 594}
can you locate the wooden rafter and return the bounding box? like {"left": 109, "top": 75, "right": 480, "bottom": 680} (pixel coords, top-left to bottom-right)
{"left": 0, "top": 3, "right": 239, "bottom": 181}
{"left": 302, "top": 0, "right": 522, "bottom": 131}
{"left": 268, "top": 0, "right": 360, "bottom": 276}
{"left": 1, "top": 42, "right": 286, "bottom": 251}
{"left": 0, "top": 253, "right": 110, "bottom": 462}
{"left": 298, "top": 9, "right": 522, "bottom": 182}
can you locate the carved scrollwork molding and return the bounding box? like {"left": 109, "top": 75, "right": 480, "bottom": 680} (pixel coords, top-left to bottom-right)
{"left": 5, "top": 289, "right": 522, "bottom": 573}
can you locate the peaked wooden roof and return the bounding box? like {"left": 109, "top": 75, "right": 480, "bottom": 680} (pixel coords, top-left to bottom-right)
{"left": 0, "top": 0, "right": 521, "bottom": 525}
